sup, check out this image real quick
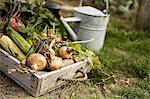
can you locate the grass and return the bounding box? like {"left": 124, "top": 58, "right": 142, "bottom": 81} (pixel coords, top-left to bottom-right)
{"left": 100, "top": 17, "right": 150, "bottom": 78}
{"left": 88, "top": 17, "right": 150, "bottom": 98}
{"left": 115, "top": 78, "right": 150, "bottom": 99}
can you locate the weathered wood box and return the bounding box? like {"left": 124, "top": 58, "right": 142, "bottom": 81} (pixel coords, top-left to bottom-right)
{"left": 0, "top": 48, "right": 91, "bottom": 96}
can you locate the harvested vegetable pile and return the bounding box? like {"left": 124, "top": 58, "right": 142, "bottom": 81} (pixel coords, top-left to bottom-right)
{"left": 0, "top": 0, "right": 101, "bottom": 72}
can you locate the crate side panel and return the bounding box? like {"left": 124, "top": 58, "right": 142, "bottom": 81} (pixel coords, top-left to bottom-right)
{"left": 39, "top": 62, "right": 88, "bottom": 94}
{"left": 0, "top": 50, "right": 40, "bottom": 96}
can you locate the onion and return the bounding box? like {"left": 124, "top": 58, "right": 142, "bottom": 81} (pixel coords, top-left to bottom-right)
{"left": 59, "top": 46, "right": 72, "bottom": 59}
{"left": 62, "top": 59, "right": 74, "bottom": 68}
{"left": 48, "top": 48, "right": 55, "bottom": 56}
{"left": 27, "top": 53, "right": 47, "bottom": 71}
{"left": 41, "top": 33, "right": 48, "bottom": 40}
{"left": 73, "top": 55, "right": 81, "bottom": 62}
{"left": 56, "top": 37, "right": 62, "bottom": 43}
{"left": 40, "top": 44, "right": 49, "bottom": 54}
{"left": 50, "top": 56, "right": 63, "bottom": 70}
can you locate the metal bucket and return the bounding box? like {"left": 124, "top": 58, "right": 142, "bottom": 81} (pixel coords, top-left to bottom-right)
{"left": 73, "top": 6, "right": 109, "bottom": 52}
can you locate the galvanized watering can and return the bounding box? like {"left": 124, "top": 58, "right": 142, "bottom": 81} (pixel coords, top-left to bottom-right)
{"left": 45, "top": 0, "right": 109, "bottom": 53}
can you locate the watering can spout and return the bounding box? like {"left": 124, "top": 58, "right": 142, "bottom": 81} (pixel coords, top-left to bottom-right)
{"left": 60, "top": 16, "right": 78, "bottom": 41}
{"left": 44, "top": 2, "right": 78, "bottom": 41}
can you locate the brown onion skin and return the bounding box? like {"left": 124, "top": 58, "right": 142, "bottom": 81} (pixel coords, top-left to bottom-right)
{"left": 50, "top": 57, "right": 63, "bottom": 70}
{"left": 27, "top": 53, "right": 47, "bottom": 71}
{"left": 56, "top": 37, "right": 62, "bottom": 43}
{"left": 59, "top": 46, "right": 72, "bottom": 59}
{"left": 62, "top": 59, "right": 74, "bottom": 68}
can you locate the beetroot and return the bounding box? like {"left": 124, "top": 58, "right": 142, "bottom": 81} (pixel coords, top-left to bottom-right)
{"left": 7, "top": 3, "right": 25, "bottom": 32}
{"left": 9, "top": 16, "right": 25, "bottom": 32}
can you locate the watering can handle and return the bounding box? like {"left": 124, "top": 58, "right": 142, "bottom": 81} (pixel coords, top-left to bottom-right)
{"left": 104, "top": 0, "right": 109, "bottom": 14}
{"left": 79, "top": 0, "right": 84, "bottom": 7}
{"left": 78, "top": 0, "right": 109, "bottom": 14}
{"left": 63, "top": 17, "right": 81, "bottom": 22}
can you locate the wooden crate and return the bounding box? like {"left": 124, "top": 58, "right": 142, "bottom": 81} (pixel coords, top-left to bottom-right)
{"left": 0, "top": 48, "right": 91, "bottom": 96}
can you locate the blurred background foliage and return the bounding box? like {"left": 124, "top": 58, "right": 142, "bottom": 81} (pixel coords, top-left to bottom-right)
{"left": 83, "top": 0, "right": 149, "bottom": 32}
{"left": 84, "top": 0, "right": 139, "bottom": 15}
